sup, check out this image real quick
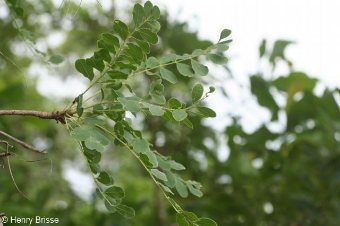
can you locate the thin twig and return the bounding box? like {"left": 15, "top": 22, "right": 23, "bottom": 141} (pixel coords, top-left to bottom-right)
{"left": 0, "top": 109, "right": 72, "bottom": 124}
{"left": 0, "top": 130, "right": 46, "bottom": 154}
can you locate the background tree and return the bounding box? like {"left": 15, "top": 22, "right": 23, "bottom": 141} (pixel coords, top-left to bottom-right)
{"left": 1, "top": 1, "right": 339, "bottom": 226}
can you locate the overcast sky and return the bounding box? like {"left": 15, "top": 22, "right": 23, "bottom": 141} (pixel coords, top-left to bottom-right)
{"left": 151, "top": 0, "right": 340, "bottom": 87}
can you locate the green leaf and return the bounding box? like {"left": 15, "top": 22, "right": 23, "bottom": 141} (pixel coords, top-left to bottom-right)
{"left": 75, "top": 94, "right": 84, "bottom": 117}
{"left": 105, "top": 201, "right": 117, "bottom": 213}
{"left": 113, "top": 20, "right": 129, "bottom": 40}
{"left": 94, "top": 48, "right": 111, "bottom": 63}
{"left": 172, "top": 109, "right": 188, "bottom": 122}
{"left": 105, "top": 186, "right": 125, "bottom": 199}
{"left": 176, "top": 63, "right": 194, "bottom": 77}
{"left": 48, "top": 54, "right": 64, "bottom": 64}
{"left": 207, "top": 53, "right": 228, "bottom": 64}
{"left": 259, "top": 39, "right": 267, "bottom": 58}
{"left": 168, "top": 98, "right": 182, "bottom": 109}
{"left": 197, "top": 106, "right": 216, "bottom": 118}
{"left": 133, "top": 3, "right": 145, "bottom": 26}
{"left": 175, "top": 178, "right": 188, "bottom": 198}
{"left": 116, "top": 204, "right": 135, "bottom": 219}
{"left": 195, "top": 218, "right": 218, "bottom": 226}
{"left": 192, "top": 84, "right": 204, "bottom": 103}
{"left": 169, "top": 160, "right": 186, "bottom": 170}
{"left": 146, "top": 57, "right": 159, "bottom": 68}
{"left": 139, "top": 28, "right": 158, "bottom": 44}
{"left": 97, "top": 171, "right": 113, "bottom": 185}
{"left": 99, "top": 33, "right": 119, "bottom": 53}
{"left": 132, "top": 138, "right": 150, "bottom": 154}
{"left": 219, "top": 29, "right": 232, "bottom": 41}
{"left": 107, "top": 70, "right": 128, "bottom": 80}
{"left": 142, "top": 151, "right": 158, "bottom": 168}
{"left": 164, "top": 171, "right": 176, "bottom": 188}
{"left": 176, "top": 213, "right": 190, "bottom": 226}
{"left": 160, "top": 68, "right": 177, "bottom": 84}
{"left": 186, "top": 181, "right": 203, "bottom": 197}
{"left": 117, "top": 97, "right": 141, "bottom": 112}
{"left": 75, "top": 59, "right": 94, "bottom": 81}
{"left": 71, "top": 126, "right": 109, "bottom": 152}
{"left": 87, "top": 56, "right": 105, "bottom": 72}
{"left": 151, "top": 169, "right": 167, "bottom": 181}
{"left": 191, "top": 60, "right": 208, "bottom": 76}
{"left": 148, "top": 104, "right": 165, "bottom": 116}
{"left": 160, "top": 53, "right": 177, "bottom": 64}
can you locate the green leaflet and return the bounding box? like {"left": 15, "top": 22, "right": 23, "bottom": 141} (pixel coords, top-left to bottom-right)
{"left": 191, "top": 59, "right": 209, "bottom": 76}
{"left": 192, "top": 84, "right": 204, "bottom": 103}
{"left": 150, "top": 169, "right": 167, "bottom": 181}
{"left": 197, "top": 106, "right": 216, "bottom": 118}
{"left": 97, "top": 171, "right": 113, "bottom": 185}
{"left": 75, "top": 59, "right": 94, "bottom": 81}
{"left": 176, "top": 63, "right": 195, "bottom": 77}
{"left": 160, "top": 68, "right": 177, "bottom": 84}
{"left": 48, "top": 54, "right": 64, "bottom": 64}
{"left": 71, "top": 125, "right": 109, "bottom": 152}
{"left": 172, "top": 109, "right": 188, "bottom": 122}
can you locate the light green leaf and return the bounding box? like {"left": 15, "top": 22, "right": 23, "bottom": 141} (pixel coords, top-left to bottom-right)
{"left": 151, "top": 169, "right": 167, "bottom": 181}
{"left": 176, "top": 63, "right": 194, "bottom": 77}
{"left": 172, "top": 109, "right": 188, "bottom": 122}
{"left": 192, "top": 84, "right": 204, "bottom": 103}
{"left": 116, "top": 204, "right": 135, "bottom": 219}
{"left": 117, "top": 97, "right": 141, "bottom": 112}
{"left": 160, "top": 53, "right": 177, "bottom": 64}
{"left": 132, "top": 138, "right": 150, "bottom": 154}
{"left": 146, "top": 57, "right": 159, "bottom": 68}
{"left": 160, "top": 68, "right": 177, "bottom": 84}
{"left": 207, "top": 53, "right": 228, "bottom": 64}
{"left": 197, "top": 106, "right": 216, "bottom": 118}
{"left": 186, "top": 181, "right": 203, "bottom": 197}
{"left": 71, "top": 126, "right": 109, "bottom": 152}
{"left": 159, "top": 184, "right": 174, "bottom": 195}
{"left": 169, "top": 160, "right": 186, "bottom": 171}
{"left": 175, "top": 178, "right": 188, "bottom": 198}
{"left": 191, "top": 60, "right": 208, "bottom": 76}
{"left": 75, "top": 59, "right": 94, "bottom": 81}
{"left": 148, "top": 104, "right": 165, "bottom": 116}
{"left": 48, "top": 54, "right": 64, "bottom": 64}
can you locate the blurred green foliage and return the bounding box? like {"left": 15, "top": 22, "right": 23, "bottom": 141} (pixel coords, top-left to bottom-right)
{"left": 1, "top": 1, "right": 339, "bottom": 226}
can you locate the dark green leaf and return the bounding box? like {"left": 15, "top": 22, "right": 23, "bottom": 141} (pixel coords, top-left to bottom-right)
{"left": 176, "top": 213, "right": 190, "bottom": 226}
{"left": 116, "top": 204, "right": 135, "bottom": 219}
{"left": 75, "top": 59, "right": 94, "bottom": 81}
{"left": 105, "top": 186, "right": 125, "bottom": 199}
{"left": 197, "top": 106, "right": 216, "bottom": 118}
{"left": 192, "top": 84, "right": 204, "bottom": 103}
{"left": 219, "top": 29, "right": 232, "bottom": 41}
{"left": 97, "top": 171, "right": 113, "bottom": 185}
{"left": 113, "top": 20, "right": 129, "bottom": 40}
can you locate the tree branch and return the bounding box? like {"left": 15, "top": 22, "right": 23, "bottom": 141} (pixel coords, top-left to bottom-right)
{"left": 0, "top": 109, "right": 73, "bottom": 124}
{"left": 0, "top": 130, "right": 46, "bottom": 154}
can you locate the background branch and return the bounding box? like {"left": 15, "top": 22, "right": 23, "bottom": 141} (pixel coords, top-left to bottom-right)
{"left": 0, "top": 130, "right": 46, "bottom": 154}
